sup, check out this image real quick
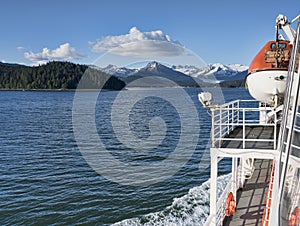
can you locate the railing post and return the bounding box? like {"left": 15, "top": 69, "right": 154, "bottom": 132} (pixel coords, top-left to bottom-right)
{"left": 210, "top": 150, "right": 218, "bottom": 225}
{"left": 232, "top": 157, "right": 237, "bottom": 200}
{"left": 211, "top": 109, "right": 215, "bottom": 148}
{"left": 243, "top": 108, "right": 246, "bottom": 149}
{"left": 237, "top": 101, "right": 240, "bottom": 124}
{"left": 241, "top": 158, "right": 245, "bottom": 188}
{"left": 274, "top": 110, "right": 277, "bottom": 150}
{"left": 231, "top": 104, "right": 236, "bottom": 130}
{"left": 219, "top": 108, "right": 222, "bottom": 147}
{"left": 227, "top": 105, "right": 230, "bottom": 135}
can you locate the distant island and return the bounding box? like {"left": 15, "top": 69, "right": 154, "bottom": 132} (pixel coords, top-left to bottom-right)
{"left": 0, "top": 61, "right": 249, "bottom": 90}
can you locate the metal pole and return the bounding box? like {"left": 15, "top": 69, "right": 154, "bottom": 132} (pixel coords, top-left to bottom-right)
{"left": 211, "top": 109, "right": 215, "bottom": 148}
{"left": 277, "top": 18, "right": 300, "bottom": 224}
{"left": 243, "top": 108, "right": 246, "bottom": 149}
{"left": 210, "top": 150, "right": 218, "bottom": 225}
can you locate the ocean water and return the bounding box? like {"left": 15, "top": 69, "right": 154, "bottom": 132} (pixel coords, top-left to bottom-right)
{"left": 0, "top": 88, "right": 252, "bottom": 225}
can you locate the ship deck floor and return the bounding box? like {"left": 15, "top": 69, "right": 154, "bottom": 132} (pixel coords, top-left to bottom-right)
{"left": 220, "top": 125, "right": 277, "bottom": 149}
{"left": 218, "top": 125, "right": 278, "bottom": 225}
{"left": 223, "top": 158, "right": 272, "bottom": 225}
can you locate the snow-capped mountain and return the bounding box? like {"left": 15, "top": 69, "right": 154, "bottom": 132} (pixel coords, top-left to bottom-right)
{"left": 97, "top": 64, "right": 138, "bottom": 77}
{"left": 94, "top": 62, "right": 248, "bottom": 86}
{"left": 124, "top": 61, "right": 200, "bottom": 87}
{"left": 173, "top": 63, "right": 248, "bottom": 83}
{"left": 140, "top": 61, "right": 161, "bottom": 73}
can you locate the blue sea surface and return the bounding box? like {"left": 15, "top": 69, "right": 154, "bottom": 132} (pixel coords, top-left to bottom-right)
{"left": 0, "top": 88, "right": 252, "bottom": 225}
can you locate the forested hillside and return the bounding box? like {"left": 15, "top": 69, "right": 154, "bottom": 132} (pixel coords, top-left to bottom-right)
{"left": 0, "top": 61, "right": 125, "bottom": 90}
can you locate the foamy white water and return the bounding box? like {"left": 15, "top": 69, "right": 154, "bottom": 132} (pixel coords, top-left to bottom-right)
{"left": 112, "top": 174, "right": 231, "bottom": 226}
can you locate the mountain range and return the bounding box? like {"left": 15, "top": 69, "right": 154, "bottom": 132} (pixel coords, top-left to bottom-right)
{"left": 0, "top": 61, "right": 249, "bottom": 90}
{"left": 98, "top": 61, "right": 249, "bottom": 87}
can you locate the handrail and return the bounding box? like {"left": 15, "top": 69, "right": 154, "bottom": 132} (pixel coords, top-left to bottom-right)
{"left": 204, "top": 176, "right": 234, "bottom": 226}
{"left": 204, "top": 166, "right": 245, "bottom": 226}
{"left": 211, "top": 100, "right": 277, "bottom": 149}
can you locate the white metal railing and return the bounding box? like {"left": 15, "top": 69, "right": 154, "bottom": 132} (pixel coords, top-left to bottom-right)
{"left": 211, "top": 100, "right": 278, "bottom": 150}
{"left": 204, "top": 166, "right": 244, "bottom": 226}
{"left": 215, "top": 181, "right": 232, "bottom": 225}
{"left": 215, "top": 168, "right": 245, "bottom": 225}
{"left": 205, "top": 100, "right": 278, "bottom": 226}
{"left": 204, "top": 178, "right": 233, "bottom": 226}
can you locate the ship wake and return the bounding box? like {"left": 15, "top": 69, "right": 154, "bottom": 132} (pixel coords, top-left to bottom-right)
{"left": 113, "top": 174, "right": 231, "bottom": 226}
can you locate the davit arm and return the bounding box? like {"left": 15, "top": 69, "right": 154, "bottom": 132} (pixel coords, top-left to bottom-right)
{"left": 276, "top": 14, "right": 300, "bottom": 43}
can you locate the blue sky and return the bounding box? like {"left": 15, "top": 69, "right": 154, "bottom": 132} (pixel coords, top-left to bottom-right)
{"left": 1, "top": 0, "right": 300, "bottom": 66}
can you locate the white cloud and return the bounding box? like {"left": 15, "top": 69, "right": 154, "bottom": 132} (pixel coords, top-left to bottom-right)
{"left": 90, "top": 27, "right": 185, "bottom": 58}
{"left": 24, "top": 43, "right": 85, "bottom": 64}
{"left": 17, "top": 46, "right": 25, "bottom": 51}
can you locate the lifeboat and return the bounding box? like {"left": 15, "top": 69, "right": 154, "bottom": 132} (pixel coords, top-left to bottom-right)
{"left": 246, "top": 40, "right": 292, "bottom": 105}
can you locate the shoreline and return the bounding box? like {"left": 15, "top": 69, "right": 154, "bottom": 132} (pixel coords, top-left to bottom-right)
{"left": 0, "top": 86, "right": 245, "bottom": 92}
{"left": 0, "top": 88, "right": 124, "bottom": 92}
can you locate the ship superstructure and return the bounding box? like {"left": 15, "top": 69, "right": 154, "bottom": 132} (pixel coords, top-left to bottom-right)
{"left": 200, "top": 14, "right": 300, "bottom": 226}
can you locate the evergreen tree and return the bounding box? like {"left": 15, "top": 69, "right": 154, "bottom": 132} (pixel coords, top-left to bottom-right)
{"left": 0, "top": 61, "right": 125, "bottom": 90}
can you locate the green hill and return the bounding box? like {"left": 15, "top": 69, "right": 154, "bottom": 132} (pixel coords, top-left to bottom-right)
{"left": 0, "top": 61, "right": 125, "bottom": 90}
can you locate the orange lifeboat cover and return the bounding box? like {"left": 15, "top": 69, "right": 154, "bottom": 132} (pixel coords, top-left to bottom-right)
{"left": 248, "top": 40, "right": 292, "bottom": 74}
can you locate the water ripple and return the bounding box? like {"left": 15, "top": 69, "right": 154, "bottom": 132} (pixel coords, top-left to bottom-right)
{"left": 0, "top": 88, "right": 251, "bottom": 225}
